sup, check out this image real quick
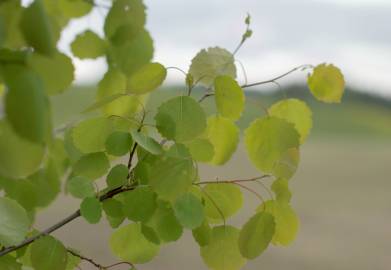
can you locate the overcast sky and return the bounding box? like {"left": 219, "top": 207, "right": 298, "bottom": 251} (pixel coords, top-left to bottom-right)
{"left": 58, "top": 0, "right": 391, "bottom": 98}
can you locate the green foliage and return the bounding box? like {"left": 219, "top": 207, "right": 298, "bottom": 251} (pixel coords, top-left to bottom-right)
{"left": 0, "top": 1, "right": 345, "bottom": 269}
{"left": 30, "top": 236, "right": 67, "bottom": 270}
{"left": 214, "top": 75, "right": 245, "bottom": 120}
{"left": 80, "top": 197, "right": 102, "bottom": 224}
{"left": 0, "top": 197, "right": 30, "bottom": 246}
{"left": 155, "top": 96, "right": 206, "bottom": 142}
{"left": 307, "top": 63, "right": 345, "bottom": 103}
{"left": 71, "top": 30, "right": 106, "bottom": 59}
{"left": 238, "top": 212, "right": 275, "bottom": 259}
{"left": 245, "top": 116, "right": 300, "bottom": 173}
{"left": 110, "top": 223, "right": 159, "bottom": 264}
{"left": 201, "top": 226, "right": 246, "bottom": 270}
{"left": 189, "top": 47, "right": 237, "bottom": 85}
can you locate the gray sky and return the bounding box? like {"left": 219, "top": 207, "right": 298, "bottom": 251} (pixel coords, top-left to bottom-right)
{"left": 57, "top": 0, "right": 391, "bottom": 98}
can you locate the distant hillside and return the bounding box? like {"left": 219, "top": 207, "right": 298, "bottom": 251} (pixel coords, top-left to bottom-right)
{"left": 48, "top": 84, "right": 391, "bottom": 141}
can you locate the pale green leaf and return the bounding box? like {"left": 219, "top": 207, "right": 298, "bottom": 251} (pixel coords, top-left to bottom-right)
{"left": 110, "top": 223, "right": 159, "bottom": 264}
{"left": 147, "top": 202, "right": 183, "bottom": 243}
{"left": 203, "top": 183, "right": 243, "bottom": 222}
{"left": 71, "top": 117, "right": 110, "bottom": 153}
{"left": 244, "top": 116, "right": 300, "bottom": 173}
{"left": 71, "top": 30, "right": 106, "bottom": 59}
{"left": 20, "top": 0, "right": 55, "bottom": 55}
{"left": 105, "top": 131, "right": 133, "bottom": 156}
{"left": 214, "top": 75, "right": 245, "bottom": 120}
{"left": 106, "top": 164, "right": 128, "bottom": 189}
{"left": 31, "top": 236, "right": 67, "bottom": 270}
{"left": 0, "top": 197, "right": 31, "bottom": 246}
{"left": 104, "top": 0, "right": 146, "bottom": 44}
{"left": 66, "top": 175, "right": 95, "bottom": 199}
{"left": 189, "top": 47, "right": 236, "bottom": 86}
{"left": 201, "top": 226, "right": 246, "bottom": 270}
{"left": 269, "top": 98, "right": 312, "bottom": 143}
{"left": 149, "top": 156, "right": 196, "bottom": 201}
{"left": 238, "top": 211, "right": 275, "bottom": 259}
{"left": 259, "top": 200, "right": 300, "bottom": 246}
{"left": 96, "top": 68, "right": 146, "bottom": 117}
{"left": 123, "top": 186, "right": 157, "bottom": 222}
{"left": 192, "top": 221, "right": 211, "bottom": 247}
{"left": 73, "top": 152, "right": 110, "bottom": 180}
{"left": 80, "top": 196, "right": 102, "bottom": 224}
{"left": 0, "top": 254, "right": 22, "bottom": 270}
{"left": 0, "top": 121, "right": 45, "bottom": 179}
{"left": 130, "top": 130, "right": 163, "bottom": 155}
{"left": 271, "top": 178, "right": 292, "bottom": 204}
{"left": 4, "top": 65, "right": 51, "bottom": 143}
{"left": 173, "top": 193, "right": 205, "bottom": 229}
{"left": 108, "top": 29, "right": 153, "bottom": 76}
{"left": 272, "top": 147, "right": 300, "bottom": 180}
{"left": 155, "top": 96, "right": 206, "bottom": 142}
{"left": 127, "top": 62, "right": 167, "bottom": 94}
{"left": 307, "top": 63, "right": 345, "bottom": 103}
{"left": 28, "top": 51, "right": 74, "bottom": 95}
{"left": 59, "top": 0, "right": 92, "bottom": 18}
{"left": 206, "top": 115, "right": 239, "bottom": 165}
{"left": 186, "top": 138, "right": 214, "bottom": 162}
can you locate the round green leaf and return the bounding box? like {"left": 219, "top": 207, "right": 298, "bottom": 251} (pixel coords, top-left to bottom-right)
{"left": 71, "top": 30, "right": 106, "bottom": 59}
{"left": 130, "top": 130, "right": 163, "bottom": 155}
{"left": 71, "top": 117, "right": 110, "bottom": 153}
{"left": 239, "top": 211, "right": 275, "bottom": 259}
{"left": 0, "top": 254, "right": 23, "bottom": 269}
{"left": 307, "top": 63, "right": 345, "bottom": 103}
{"left": 59, "top": 0, "right": 92, "bottom": 18}
{"left": 271, "top": 178, "right": 292, "bottom": 204}
{"left": 105, "top": 131, "right": 133, "bottom": 156}
{"left": 102, "top": 198, "right": 124, "bottom": 218}
{"left": 0, "top": 197, "right": 31, "bottom": 246}
{"left": 4, "top": 65, "right": 51, "bottom": 143}
{"left": 80, "top": 196, "right": 102, "bottom": 224}
{"left": 31, "top": 236, "right": 67, "bottom": 270}
{"left": 155, "top": 96, "right": 206, "bottom": 142}
{"left": 0, "top": 121, "right": 45, "bottom": 179}
{"left": 244, "top": 116, "right": 300, "bottom": 173}
{"left": 189, "top": 47, "right": 237, "bottom": 86}
{"left": 108, "top": 29, "right": 153, "bottom": 76}
{"left": 106, "top": 164, "right": 129, "bottom": 189}
{"left": 104, "top": 0, "right": 146, "bottom": 43}
{"left": 149, "top": 156, "right": 196, "bottom": 201}
{"left": 186, "top": 138, "right": 214, "bottom": 162}
{"left": 165, "top": 143, "right": 191, "bottom": 159}
{"left": 272, "top": 147, "right": 300, "bottom": 180}
{"left": 147, "top": 202, "right": 183, "bottom": 243}
{"left": 20, "top": 0, "right": 55, "bottom": 55}
{"left": 73, "top": 152, "right": 110, "bottom": 180}
{"left": 123, "top": 186, "right": 157, "bottom": 222}
{"left": 269, "top": 98, "right": 312, "bottom": 144}
{"left": 66, "top": 176, "right": 95, "bottom": 199}
{"left": 127, "top": 62, "right": 167, "bottom": 94}
{"left": 207, "top": 115, "right": 239, "bottom": 165}
{"left": 110, "top": 223, "right": 159, "bottom": 264}
{"left": 203, "top": 183, "right": 243, "bottom": 222}
{"left": 28, "top": 51, "right": 74, "bottom": 95}
{"left": 201, "top": 225, "right": 246, "bottom": 270}
{"left": 173, "top": 193, "right": 205, "bottom": 229}
{"left": 96, "top": 68, "right": 145, "bottom": 117}
{"left": 192, "top": 221, "right": 211, "bottom": 247}
{"left": 214, "top": 75, "right": 245, "bottom": 120}
{"left": 259, "top": 200, "right": 300, "bottom": 246}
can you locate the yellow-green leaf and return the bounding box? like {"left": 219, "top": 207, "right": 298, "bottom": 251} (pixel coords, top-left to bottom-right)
{"left": 307, "top": 63, "right": 345, "bottom": 103}
{"left": 214, "top": 75, "right": 245, "bottom": 120}
{"left": 127, "top": 62, "right": 166, "bottom": 94}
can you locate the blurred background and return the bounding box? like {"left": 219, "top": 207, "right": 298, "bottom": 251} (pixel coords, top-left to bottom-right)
{"left": 31, "top": 0, "right": 390, "bottom": 269}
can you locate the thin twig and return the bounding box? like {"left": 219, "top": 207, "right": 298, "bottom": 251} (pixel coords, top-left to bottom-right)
{"left": 195, "top": 175, "right": 271, "bottom": 186}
